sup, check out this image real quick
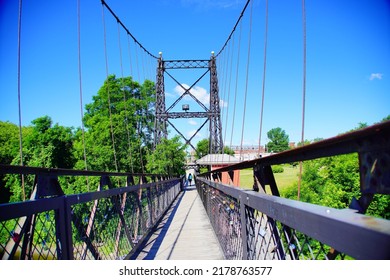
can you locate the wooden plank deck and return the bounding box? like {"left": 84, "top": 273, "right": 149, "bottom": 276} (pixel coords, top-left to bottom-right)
{"left": 131, "top": 185, "right": 224, "bottom": 260}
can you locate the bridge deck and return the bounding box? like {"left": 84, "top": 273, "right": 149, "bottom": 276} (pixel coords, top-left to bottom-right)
{"left": 131, "top": 185, "right": 224, "bottom": 260}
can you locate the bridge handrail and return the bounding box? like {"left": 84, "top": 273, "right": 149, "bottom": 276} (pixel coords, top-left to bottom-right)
{"left": 196, "top": 121, "right": 390, "bottom": 260}
{"left": 0, "top": 164, "right": 170, "bottom": 178}
{"left": 0, "top": 178, "right": 180, "bottom": 221}
{"left": 196, "top": 177, "right": 390, "bottom": 260}
{"left": 0, "top": 167, "right": 183, "bottom": 260}
{"left": 200, "top": 120, "right": 390, "bottom": 177}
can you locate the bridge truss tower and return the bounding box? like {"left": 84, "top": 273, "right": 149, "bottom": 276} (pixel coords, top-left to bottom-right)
{"left": 154, "top": 53, "right": 223, "bottom": 155}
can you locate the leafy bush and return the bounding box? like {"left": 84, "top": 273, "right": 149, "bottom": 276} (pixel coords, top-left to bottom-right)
{"left": 272, "top": 165, "right": 284, "bottom": 173}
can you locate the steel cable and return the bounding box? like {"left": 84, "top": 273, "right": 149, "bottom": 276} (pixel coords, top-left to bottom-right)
{"left": 229, "top": 21, "right": 242, "bottom": 155}
{"left": 117, "top": 21, "right": 134, "bottom": 173}
{"left": 17, "top": 0, "right": 25, "bottom": 201}
{"left": 298, "top": 0, "right": 307, "bottom": 200}
{"left": 101, "top": 4, "right": 119, "bottom": 172}
{"left": 100, "top": 0, "right": 158, "bottom": 59}
{"left": 215, "top": 0, "right": 251, "bottom": 58}
{"left": 258, "top": 0, "right": 269, "bottom": 155}
{"left": 239, "top": 0, "right": 254, "bottom": 162}
{"left": 77, "top": 0, "right": 90, "bottom": 189}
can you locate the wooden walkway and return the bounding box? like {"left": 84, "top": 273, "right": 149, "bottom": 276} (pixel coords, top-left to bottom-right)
{"left": 130, "top": 185, "right": 224, "bottom": 260}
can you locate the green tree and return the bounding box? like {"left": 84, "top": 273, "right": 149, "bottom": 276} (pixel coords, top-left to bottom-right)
{"left": 195, "top": 139, "right": 209, "bottom": 159}
{"left": 24, "top": 116, "right": 75, "bottom": 168}
{"left": 266, "top": 127, "right": 289, "bottom": 153}
{"left": 146, "top": 136, "right": 186, "bottom": 176}
{"left": 223, "top": 145, "right": 235, "bottom": 156}
{"left": 75, "top": 75, "right": 155, "bottom": 173}
{"left": 0, "top": 122, "right": 20, "bottom": 203}
{"left": 2, "top": 116, "right": 75, "bottom": 202}
{"left": 381, "top": 115, "right": 390, "bottom": 122}
{"left": 281, "top": 120, "right": 390, "bottom": 219}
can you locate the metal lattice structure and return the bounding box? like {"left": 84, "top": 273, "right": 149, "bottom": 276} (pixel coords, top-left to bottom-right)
{"left": 0, "top": 166, "right": 182, "bottom": 260}
{"left": 154, "top": 53, "right": 223, "bottom": 154}
{"left": 196, "top": 121, "right": 390, "bottom": 260}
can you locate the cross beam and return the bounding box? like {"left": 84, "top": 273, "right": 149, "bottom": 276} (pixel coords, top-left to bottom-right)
{"left": 154, "top": 54, "right": 223, "bottom": 155}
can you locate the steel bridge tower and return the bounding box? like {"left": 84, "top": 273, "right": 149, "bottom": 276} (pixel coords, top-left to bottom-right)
{"left": 154, "top": 52, "right": 223, "bottom": 155}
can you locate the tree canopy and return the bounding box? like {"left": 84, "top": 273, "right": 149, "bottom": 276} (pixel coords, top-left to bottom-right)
{"left": 281, "top": 122, "right": 390, "bottom": 220}
{"left": 146, "top": 136, "right": 186, "bottom": 176}
{"left": 77, "top": 75, "right": 155, "bottom": 173}
{"left": 0, "top": 75, "right": 188, "bottom": 202}
{"left": 266, "top": 127, "right": 289, "bottom": 153}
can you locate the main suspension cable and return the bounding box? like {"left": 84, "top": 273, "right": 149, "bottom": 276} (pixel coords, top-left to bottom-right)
{"left": 215, "top": 0, "right": 251, "bottom": 58}
{"left": 101, "top": 0, "right": 157, "bottom": 59}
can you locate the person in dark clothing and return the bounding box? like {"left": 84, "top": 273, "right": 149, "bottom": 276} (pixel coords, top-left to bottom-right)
{"left": 188, "top": 173, "right": 193, "bottom": 186}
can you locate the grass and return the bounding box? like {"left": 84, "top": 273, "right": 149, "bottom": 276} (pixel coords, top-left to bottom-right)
{"left": 239, "top": 164, "right": 300, "bottom": 192}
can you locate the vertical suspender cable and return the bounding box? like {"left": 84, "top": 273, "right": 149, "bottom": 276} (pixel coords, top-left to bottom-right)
{"left": 229, "top": 21, "right": 242, "bottom": 154}
{"left": 77, "top": 1, "right": 88, "bottom": 168}
{"left": 135, "top": 47, "right": 145, "bottom": 173}
{"left": 219, "top": 49, "right": 227, "bottom": 133}
{"left": 134, "top": 43, "right": 141, "bottom": 82}
{"left": 127, "top": 35, "right": 134, "bottom": 78}
{"left": 298, "top": 0, "right": 307, "bottom": 200}
{"left": 77, "top": 0, "right": 89, "bottom": 189}
{"left": 17, "top": 0, "right": 25, "bottom": 201}
{"left": 223, "top": 35, "right": 234, "bottom": 150}
{"left": 239, "top": 0, "right": 253, "bottom": 162}
{"left": 141, "top": 50, "right": 146, "bottom": 81}
{"left": 102, "top": 4, "right": 119, "bottom": 172}
{"left": 258, "top": 0, "right": 268, "bottom": 155}
{"left": 117, "top": 22, "right": 134, "bottom": 173}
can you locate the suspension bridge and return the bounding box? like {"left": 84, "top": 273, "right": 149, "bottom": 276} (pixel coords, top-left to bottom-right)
{"left": 0, "top": 0, "right": 390, "bottom": 261}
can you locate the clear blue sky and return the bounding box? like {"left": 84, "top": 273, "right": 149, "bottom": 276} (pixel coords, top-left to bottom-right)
{"left": 1, "top": 0, "right": 389, "bottom": 148}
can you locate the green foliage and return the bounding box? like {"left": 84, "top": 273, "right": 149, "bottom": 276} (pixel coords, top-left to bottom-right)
{"left": 24, "top": 116, "right": 75, "bottom": 169}
{"left": 195, "top": 138, "right": 209, "bottom": 159}
{"left": 0, "top": 117, "right": 75, "bottom": 202}
{"left": 280, "top": 120, "right": 390, "bottom": 219}
{"left": 272, "top": 165, "right": 284, "bottom": 173}
{"left": 146, "top": 136, "right": 186, "bottom": 176}
{"left": 281, "top": 153, "right": 389, "bottom": 219}
{"left": 77, "top": 75, "right": 155, "bottom": 173}
{"left": 381, "top": 115, "right": 390, "bottom": 122}
{"left": 0, "top": 122, "right": 20, "bottom": 164}
{"left": 266, "top": 127, "right": 289, "bottom": 153}
{"left": 223, "top": 145, "right": 235, "bottom": 156}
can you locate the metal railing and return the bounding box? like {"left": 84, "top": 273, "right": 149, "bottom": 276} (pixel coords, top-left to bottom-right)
{"left": 0, "top": 166, "right": 183, "bottom": 260}
{"left": 196, "top": 121, "right": 390, "bottom": 260}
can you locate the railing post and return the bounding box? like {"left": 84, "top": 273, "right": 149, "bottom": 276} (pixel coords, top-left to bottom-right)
{"left": 56, "top": 196, "right": 74, "bottom": 259}
{"left": 239, "top": 193, "right": 248, "bottom": 260}
{"left": 35, "top": 174, "right": 74, "bottom": 260}
{"left": 133, "top": 176, "right": 143, "bottom": 240}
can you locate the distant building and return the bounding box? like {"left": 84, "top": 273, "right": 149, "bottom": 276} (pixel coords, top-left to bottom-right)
{"left": 231, "top": 145, "right": 266, "bottom": 161}
{"left": 196, "top": 154, "right": 240, "bottom": 186}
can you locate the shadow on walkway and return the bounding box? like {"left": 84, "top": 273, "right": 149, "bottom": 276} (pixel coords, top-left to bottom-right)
{"left": 129, "top": 184, "right": 223, "bottom": 260}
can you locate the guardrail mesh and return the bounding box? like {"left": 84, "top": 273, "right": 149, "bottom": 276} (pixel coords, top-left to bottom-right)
{"left": 0, "top": 171, "right": 182, "bottom": 260}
